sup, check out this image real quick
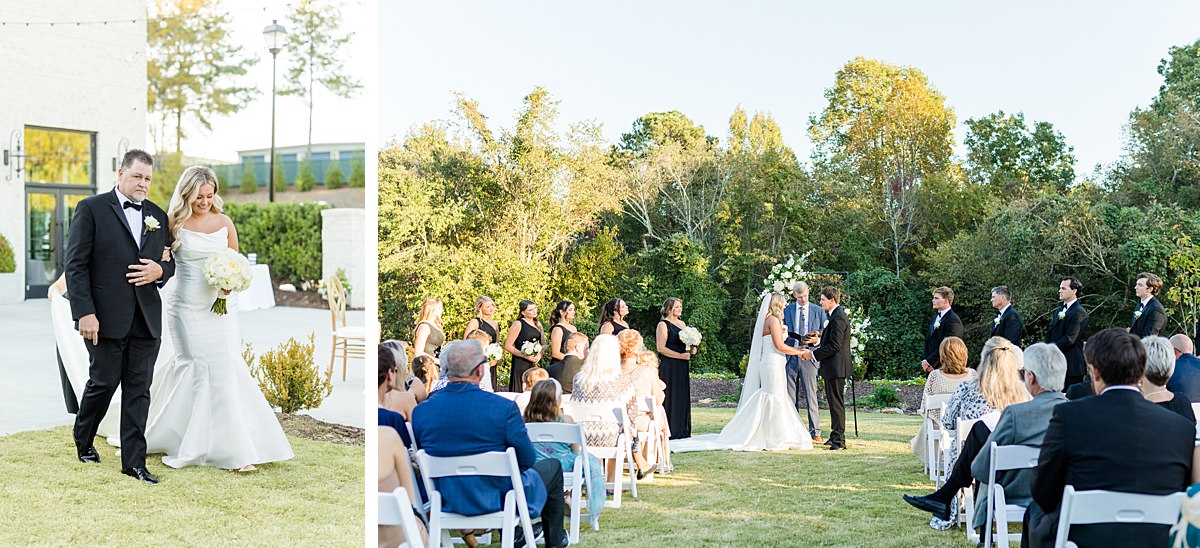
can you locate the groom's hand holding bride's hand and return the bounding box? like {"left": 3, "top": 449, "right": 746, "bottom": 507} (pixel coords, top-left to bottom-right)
{"left": 797, "top": 348, "right": 813, "bottom": 360}
{"left": 126, "top": 258, "right": 163, "bottom": 286}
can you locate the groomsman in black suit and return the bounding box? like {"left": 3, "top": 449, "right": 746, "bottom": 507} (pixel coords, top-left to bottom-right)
{"left": 798, "top": 287, "right": 851, "bottom": 451}
{"left": 1130, "top": 272, "right": 1167, "bottom": 337}
{"left": 921, "top": 286, "right": 963, "bottom": 372}
{"left": 1046, "top": 277, "right": 1089, "bottom": 390}
{"left": 990, "top": 285, "right": 1024, "bottom": 347}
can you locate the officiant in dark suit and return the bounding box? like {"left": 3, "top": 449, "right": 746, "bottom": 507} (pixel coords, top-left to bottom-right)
{"left": 990, "top": 285, "right": 1024, "bottom": 347}
{"left": 921, "top": 286, "right": 963, "bottom": 372}
{"left": 1046, "top": 277, "right": 1089, "bottom": 390}
{"left": 1130, "top": 272, "right": 1167, "bottom": 337}
{"left": 799, "top": 287, "right": 851, "bottom": 450}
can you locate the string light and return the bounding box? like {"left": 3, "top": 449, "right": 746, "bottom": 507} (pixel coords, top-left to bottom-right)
{"left": 0, "top": 4, "right": 290, "bottom": 27}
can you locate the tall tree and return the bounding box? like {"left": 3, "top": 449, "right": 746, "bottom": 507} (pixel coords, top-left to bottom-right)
{"left": 280, "top": 0, "right": 362, "bottom": 156}
{"left": 809, "top": 57, "right": 956, "bottom": 275}
{"left": 963, "top": 110, "right": 1076, "bottom": 196}
{"left": 147, "top": 0, "right": 258, "bottom": 152}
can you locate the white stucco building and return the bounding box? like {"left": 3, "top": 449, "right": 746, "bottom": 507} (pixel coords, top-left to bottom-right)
{"left": 0, "top": 0, "right": 147, "bottom": 303}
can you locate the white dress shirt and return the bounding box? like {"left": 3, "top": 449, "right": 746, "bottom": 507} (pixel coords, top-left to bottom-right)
{"left": 113, "top": 187, "right": 143, "bottom": 248}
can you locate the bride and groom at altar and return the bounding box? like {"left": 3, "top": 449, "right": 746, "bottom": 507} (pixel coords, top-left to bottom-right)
{"left": 673, "top": 282, "right": 852, "bottom": 452}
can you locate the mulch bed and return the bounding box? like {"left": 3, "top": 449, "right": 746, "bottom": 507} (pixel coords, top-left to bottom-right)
{"left": 277, "top": 413, "right": 364, "bottom": 446}
{"left": 272, "top": 288, "right": 363, "bottom": 311}
{"left": 691, "top": 378, "right": 924, "bottom": 413}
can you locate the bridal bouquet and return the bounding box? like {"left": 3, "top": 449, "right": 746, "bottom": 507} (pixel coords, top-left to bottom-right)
{"left": 484, "top": 343, "right": 503, "bottom": 362}
{"left": 679, "top": 326, "right": 702, "bottom": 348}
{"left": 761, "top": 251, "right": 814, "bottom": 296}
{"left": 202, "top": 248, "right": 254, "bottom": 315}
{"left": 520, "top": 340, "right": 543, "bottom": 357}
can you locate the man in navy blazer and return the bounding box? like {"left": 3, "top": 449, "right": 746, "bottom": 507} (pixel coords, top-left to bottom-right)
{"left": 1130, "top": 272, "right": 1168, "bottom": 337}
{"left": 1168, "top": 335, "right": 1200, "bottom": 401}
{"left": 784, "top": 281, "right": 827, "bottom": 441}
{"left": 412, "top": 340, "right": 566, "bottom": 547}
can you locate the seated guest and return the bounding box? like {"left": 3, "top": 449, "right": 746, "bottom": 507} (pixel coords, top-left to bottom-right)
{"left": 378, "top": 344, "right": 412, "bottom": 447}
{"left": 411, "top": 354, "right": 440, "bottom": 399}
{"left": 523, "top": 378, "right": 605, "bottom": 525}
{"left": 617, "top": 329, "right": 663, "bottom": 478}
{"left": 464, "top": 329, "right": 496, "bottom": 392}
{"left": 636, "top": 350, "right": 672, "bottom": 474}
{"left": 411, "top": 340, "right": 566, "bottom": 548}
{"left": 1168, "top": 334, "right": 1200, "bottom": 401}
{"left": 379, "top": 426, "right": 426, "bottom": 548}
{"left": 911, "top": 336, "right": 977, "bottom": 462}
{"left": 904, "top": 336, "right": 1030, "bottom": 530}
{"left": 966, "top": 343, "right": 1069, "bottom": 530}
{"left": 1024, "top": 328, "right": 1197, "bottom": 548}
{"left": 547, "top": 332, "right": 588, "bottom": 392}
{"left": 571, "top": 334, "right": 635, "bottom": 451}
{"left": 1142, "top": 335, "right": 1196, "bottom": 423}
{"left": 515, "top": 367, "right": 550, "bottom": 414}
{"left": 381, "top": 341, "right": 420, "bottom": 420}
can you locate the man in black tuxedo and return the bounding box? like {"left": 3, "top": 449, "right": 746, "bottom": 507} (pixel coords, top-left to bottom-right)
{"left": 990, "top": 285, "right": 1024, "bottom": 347}
{"left": 921, "top": 286, "right": 963, "bottom": 372}
{"left": 1023, "top": 328, "right": 1194, "bottom": 547}
{"left": 1045, "top": 277, "right": 1089, "bottom": 390}
{"left": 799, "top": 286, "right": 851, "bottom": 450}
{"left": 1130, "top": 272, "right": 1167, "bottom": 337}
{"left": 65, "top": 150, "right": 175, "bottom": 485}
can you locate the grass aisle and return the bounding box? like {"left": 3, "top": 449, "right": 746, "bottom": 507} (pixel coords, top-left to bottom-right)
{"left": 559, "top": 408, "right": 974, "bottom": 547}
{"left": 0, "top": 426, "right": 363, "bottom": 545}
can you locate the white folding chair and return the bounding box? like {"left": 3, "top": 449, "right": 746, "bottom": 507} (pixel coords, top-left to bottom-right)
{"left": 496, "top": 392, "right": 521, "bottom": 401}
{"left": 406, "top": 422, "right": 418, "bottom": 451}
{"left": 947, "top": 416, "right": 982, "bottom": 543}
{"left": 924, "top": 393, "right": 953, "bottom": 479}
{"left": 561, "top": 402, "right": 638, "bottom": 507}
{"left": 1192, "top": 403, "right": 1200, "bottom": 444}
{"left": 635, "top": 396, "right": 660, "bottom": 482}
{"left": 983, "top": 443, "right": 1040, "bottom": 548}
{"left": 415, "top": 448, "right": 536, "bottom": 548}
{"left": 379, "top": 487, "right": 426, "bottom": 548}
{"left": 526, "top": 422, "right": 598, "bottom": 544}
{"left": 1053, "top": 485, "right": 1185, "bottom": 548}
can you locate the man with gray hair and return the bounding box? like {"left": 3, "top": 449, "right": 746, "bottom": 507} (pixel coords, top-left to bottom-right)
{"left": 989, "top": 285, "right": 1024, "bottom": 347}
{"left": 1167, "top": 334, "right": 1200, "bottom": 401}
{"left": 784, "top": 280, "right": 826, "bottom": 441}
{"left": 411, "top": 340, "right": 567, "bottom": 547}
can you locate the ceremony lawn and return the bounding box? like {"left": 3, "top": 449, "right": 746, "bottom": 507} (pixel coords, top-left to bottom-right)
{"left": 556, "top": 408, "right": 974, "bottom": 547}
{"left": 0, "top": 426, "right": 363, "bottom": 545}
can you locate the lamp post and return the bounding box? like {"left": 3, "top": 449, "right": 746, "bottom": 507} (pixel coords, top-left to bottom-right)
{"left": 263, "top": 19, "right": 287, "bottom": 203}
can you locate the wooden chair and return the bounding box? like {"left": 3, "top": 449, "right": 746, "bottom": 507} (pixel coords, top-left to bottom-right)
{"left": 326, "top": 273, "right": 365, "bottom": 381}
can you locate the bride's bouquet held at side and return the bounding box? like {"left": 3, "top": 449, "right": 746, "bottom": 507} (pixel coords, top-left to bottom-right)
{"left": 202, "top": 248, "right": 254, "bottom": 315}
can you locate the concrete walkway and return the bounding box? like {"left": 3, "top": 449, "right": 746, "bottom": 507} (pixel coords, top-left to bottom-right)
{"left": 0, "top": 299, "right": 365, "bottom": 436}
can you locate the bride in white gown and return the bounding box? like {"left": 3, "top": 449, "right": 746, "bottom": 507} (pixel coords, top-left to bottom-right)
{"left": 51, "top": 166, "right": 293, "bottom": 470}
{"left": 672, "top": 292, "right": 814, "bottom": 452}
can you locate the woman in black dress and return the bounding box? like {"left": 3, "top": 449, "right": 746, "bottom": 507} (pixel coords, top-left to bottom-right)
{"left": 503, "top": 300, "right": 544, "bottom": 392}
{"left": 464, "top": 296, "right": 501, "bottom": 387}
{"left": 547, "top": 300, "right": 577, "bottom": 371}
{"left": 657, "top": 297, "right": 696, "bottom": 439}
{"left": 598, "top": 298, "right": 630, "bottom": 336}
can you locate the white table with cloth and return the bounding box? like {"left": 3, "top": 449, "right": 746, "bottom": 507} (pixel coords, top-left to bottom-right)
{"left": 237, "top": 264, "right": 276, "bottom": 311}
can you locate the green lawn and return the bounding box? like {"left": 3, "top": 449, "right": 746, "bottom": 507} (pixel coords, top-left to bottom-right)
{"left": 529, "top": 408, "right": 976, "bottom": 547}
{"left": 0, "top": 426, "right": 363, "bottom": 545}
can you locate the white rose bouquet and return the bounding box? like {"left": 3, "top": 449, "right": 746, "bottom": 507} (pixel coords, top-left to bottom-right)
{"left": 520, "top": 341, "right": 543, "bottom": 357}
{"left": 484, "top": 343, "right": 503, "bottom": 362}
{"left": 202, "top": 248, "right": 254, "bottom": 315}
{"left": 761, "top": 251, "right": 814, "bottom": 297}
{"left": 679, "top": 326, "right": 702, "bottom": 348}
{"left": 847, "top": 306, "right": 874, "bottom": 376}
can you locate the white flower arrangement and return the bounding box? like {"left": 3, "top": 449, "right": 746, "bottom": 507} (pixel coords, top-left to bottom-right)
{"left": 993, "top": 316, "right": 1001, "bottom": 326}
{"left": 761, "top": 251, "right": 814, "bottom": 297}
{"left": 317, "top": 268, "right": 353, "bottom": 300}
{"left": 484, "top": 343, "right": 503, "bottom": 362}
{"left": 520, "top": 340, "right": 543, "bottom": 357}
{"left": 202, "top": 248, "right": 253, "bottom": 315}
{"left": 934, "top": 319, "right": 942, "bottom": 330}
{"left": 679, "top": 326, "right": 702, "bottom": 348}
{"left": 143, "top": 216, "right": 160, "bottom": 233}
{"left": 846, "top": 306, "right": 875, "bottom": 375}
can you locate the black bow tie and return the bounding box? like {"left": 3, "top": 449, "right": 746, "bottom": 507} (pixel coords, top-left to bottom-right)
{"left": 123, "top": 200, "right": 143, "bottom": 211}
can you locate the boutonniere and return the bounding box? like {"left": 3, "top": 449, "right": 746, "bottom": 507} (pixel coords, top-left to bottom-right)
{"left": 993, "top": 316, "right": 1001, "bottom": 326}
{"left": 1134, "top": 310, "right": 1143, "bottom": 319}
{"left": 144, "top": 216, "right": 160, "bottom": 234}
{"left": 934, "top": 319, "right": 942, "bottom": 330}
{"left": 823, "top": 319, "right": 829, "bottom": 329}
{"left": 1057, "top": 309, "right": 1066, "bottom": 320}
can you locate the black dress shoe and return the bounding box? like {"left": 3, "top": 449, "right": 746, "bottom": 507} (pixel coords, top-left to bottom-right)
{"left": 828, "top": 444, "right": 846, "bottom": 451}
{"left": 903, "top": 494, "right": 950, "bottom": 521}
{"left": 122, "top": 467, "right": 160, "bottom": 485}
{"left": 823, "top": 438, "right": 834, "bottom": 446}
{"left": 77, "top": 446, "right": 101, "bottom": 463}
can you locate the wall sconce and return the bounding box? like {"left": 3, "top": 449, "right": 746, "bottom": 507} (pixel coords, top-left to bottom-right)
{"left": 4, "top": 129, "right": 25, "bottom": 182}
{"left": 111, "top": 138, "right": 130, "bottom": 172}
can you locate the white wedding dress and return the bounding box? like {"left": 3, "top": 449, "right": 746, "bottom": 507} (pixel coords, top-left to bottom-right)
{"left": 50, "top": 227, "right": 293, "bottom": 469}
{"left": 671, "top": 295, "right": 814, "bottom": 452}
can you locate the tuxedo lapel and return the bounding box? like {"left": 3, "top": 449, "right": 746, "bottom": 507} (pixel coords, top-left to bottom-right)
{"left": 105, "top": 189, "right": 139, "bottom": 249}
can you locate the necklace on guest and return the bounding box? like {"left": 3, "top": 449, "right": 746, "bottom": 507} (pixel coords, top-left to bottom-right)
{"left": 1144, "top": 388, "right": 1170, "bottom": 400}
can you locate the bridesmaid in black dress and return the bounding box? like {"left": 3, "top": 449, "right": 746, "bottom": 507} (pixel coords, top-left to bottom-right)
{"left": 547, "top": 300, "right": 577, "bottom": 371}
{"left": 464, "top": 296, "right": 501, "bottom": 387}
{"left": 503, "top": 300, "right": 544, "bottom": 392}
{"left": 598, "top": 298, "right": 630, "bottom": 336}
{"left": 657, "top": 297, "right": 696, "bottom": 439}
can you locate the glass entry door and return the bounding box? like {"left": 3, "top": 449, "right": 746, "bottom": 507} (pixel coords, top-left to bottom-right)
{"left": 25, "top": 190, "right": 90, "bottom": 299}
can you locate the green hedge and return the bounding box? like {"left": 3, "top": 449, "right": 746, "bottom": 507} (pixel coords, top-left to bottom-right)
{"left": 224, "top": 202, "right": 330, "bottom": 284}
{"left": 0, "top": 233, "right": 14, "bottom": 273}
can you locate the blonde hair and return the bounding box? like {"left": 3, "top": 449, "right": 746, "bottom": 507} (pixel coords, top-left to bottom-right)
{"left": 474, "top": 295, "right": 494, "bottom": 316}
{"left": 617, "top": 329, "right": 644, "bottom": 361}
{"left": 167, "top": 166, "right": 223, "bottom": 251}
{"left": 938, "top": 337, "right": 968, "bottom": 375}
{"left": 977, "top": 336, "right": 1030, "bottom": 411}
{"left": 579, "top": 334, "right": 622, "bottom": 382}
{"left": 768, "top": 292, "right": 787, "bottom": 320}
{"left": 415, "top": 297, "right": 443, "bottom": 327}
{"left": 522, "top": 367, "right": 549, "bottom": 392}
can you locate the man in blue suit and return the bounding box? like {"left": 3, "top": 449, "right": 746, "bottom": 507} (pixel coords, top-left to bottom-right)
{"left": 784, "top": 281, "right": 826, "bottom": 442}
{"left": 412, "top": 340, "right": 566, "bottom": 547}
{"left": 1168, "top": 334, "right": 1200, "bottom": 401}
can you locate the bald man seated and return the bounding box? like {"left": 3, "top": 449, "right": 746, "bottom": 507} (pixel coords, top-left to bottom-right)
{"left": 1167, "top": 334, "right": 1200, "bottom": 401}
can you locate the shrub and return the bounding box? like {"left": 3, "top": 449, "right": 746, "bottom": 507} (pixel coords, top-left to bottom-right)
{"left": 325, "top": 162, "right": 344, "bottom": 190}
{"left": 224, "top": 202, "right": 329, "bottom": 283}
{"left": 0, "top": 234, "right": 14, "bottom": 273}
{"left": 296, "top": 161, "right": 316, "bottom": 192}
{"left": 272, "top": 155, "right": 287, "bottom": 193}
{"left": 240, "top": 157, "right": 258, "bottom": 194}
{"left": 349, "top": 156, "right": 365, "bottom": 188}
{"left": 848, "top": 267, "right": 930, "bottom": 380}
{"left": 246, "top": 334, "right": 333, "bottom": 414}
{"left": 862, "top": 384, "right": 901, "bottom": 409}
